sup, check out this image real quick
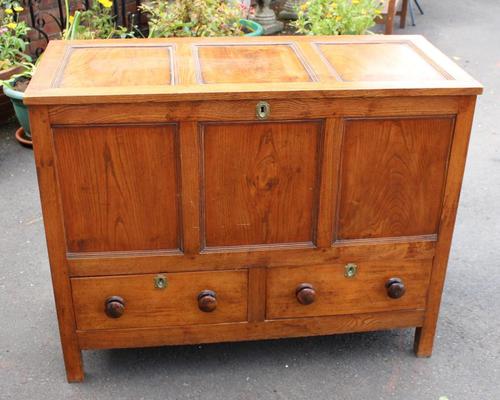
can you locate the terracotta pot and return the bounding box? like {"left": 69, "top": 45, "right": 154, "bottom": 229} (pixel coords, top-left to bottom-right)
{"left": 0, "top": 65, "right": 23, "bottom": 124}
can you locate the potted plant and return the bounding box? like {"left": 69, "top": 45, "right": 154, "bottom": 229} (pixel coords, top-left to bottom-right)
{"left": 0, "top": 2, "right": 30, "bottom": 125}
{"left": 1, "top": 0, "right": 134, "bottom": 147}
{"left": 140, "top": 0, "right": 263, "bottom": 37}
{"left": 293, "top": 0, "right": 383, "bottom": 35}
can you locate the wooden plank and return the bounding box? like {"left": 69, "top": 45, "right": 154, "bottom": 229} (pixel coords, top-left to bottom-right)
{"left": 337, "top": 116, "right": 455, "bottom": 241}
{"left": 52, "top": 123, "right": 182, "bottom": 253}
{"left": 414, "top": 96, "right": 478, "bottom": 356}
{"left": 67, "top": 240, "right": 437, "bottom": 277}
{"left": 179, "top": 121, "right": 201, "bottom": 254}
{"left": 48, "top": 97, "right": 461, "bottom": 124}
{"left": 316, "top": 118, "right": 343, "bottom": 247}
{"left": 77, "top": 310, "right": 425, "bottom": 350}
{"left": 247, "top": 267, "right": 267, "bottom": 322}
{"left": 24, "top": 35, "right": 482, "bottom": 106}
{"left": 29, "top": 106, "right": 84, "bottom": 382}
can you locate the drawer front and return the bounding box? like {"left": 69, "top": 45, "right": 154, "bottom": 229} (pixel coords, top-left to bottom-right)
{"left": 71, "top": 270, "right": 248, "bottom": 330}
{"left": 266, "top": 260, "right": 432, "bottom": 319}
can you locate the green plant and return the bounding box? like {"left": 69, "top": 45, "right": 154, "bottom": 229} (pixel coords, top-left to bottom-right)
{"left": 0, "top": 1, "right": 31, "bottom": 71}
{"left": 140, "top": 0, "right": 247, "bottom": 38}
{"left": 63, "top": 0, "right": 134, "bottom": 40}
{"left": 293, "top": 0, "right": 383, "bottom": 35}
{"left": 0, "top": 59, "right": 35, "bottom": 89}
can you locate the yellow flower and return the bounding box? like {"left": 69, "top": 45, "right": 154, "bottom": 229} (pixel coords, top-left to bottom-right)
{"left": 7, "top": 22, "right": 17, "bottom": 29}
{"left": 335, "top": 15, "right": 341, "bottom": 21}
{"left": 13, "top": 6, "right": 24, "bottom": 12}
{"left": 326, "top": 13, "right": 332, "bottom": 18}
{"left": 5, "top": 8, "right": 13, "bottom": 14}
{"left": 352, "top": 0, "right": 360, "bottom": 4}
{"left": 331, "top": 3, "right": 337, "bottom": 8}
{"left": 300, "top": 3, "right": 308, "bottom": 11}
{"left": 69, "top": 15, "right": 74, "bottom": 23}
{"left": 98, "top": 0, "right": 113, "bottom": 8}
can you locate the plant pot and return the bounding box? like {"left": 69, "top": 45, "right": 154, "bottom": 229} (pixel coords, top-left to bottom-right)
{"left": 3, "top": 82, "right": 31, "bottom": 139}
{"left": 0, "top": 65, "right": 23, "bottom": 125}
{"left": 240, "top": 19, "right": 264, "bottom": 36}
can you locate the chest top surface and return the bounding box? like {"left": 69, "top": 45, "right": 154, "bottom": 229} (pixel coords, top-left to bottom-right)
{"left": 24, "top": 35, "right": 482, "bottom": 105}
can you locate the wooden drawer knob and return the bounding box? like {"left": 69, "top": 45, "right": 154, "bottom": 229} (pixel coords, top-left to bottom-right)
{"left": 198, "top": 290, "right": 217, "bottom": 312}
{"left": 295, "top": 283, "right": 316, "bottom": 305}
{"left": 105, "top": 296, "right": 125, "bottom": 318}
{"left": 385, "top": 278, "right": 406, "bottom": 299}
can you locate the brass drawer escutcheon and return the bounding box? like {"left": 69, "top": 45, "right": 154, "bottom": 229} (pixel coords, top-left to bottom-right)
{"left": 344, "top": 263, "right": 358, "bottom": 278}
{"left": 154, "top": 274, "right": 168, "bottom": 289}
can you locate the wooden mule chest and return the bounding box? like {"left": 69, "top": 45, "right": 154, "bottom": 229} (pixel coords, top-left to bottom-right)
{"left": 24, "top": 35, "right": 482, "bottom": 382}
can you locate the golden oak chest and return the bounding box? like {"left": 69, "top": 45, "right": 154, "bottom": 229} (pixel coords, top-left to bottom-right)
{"left": 25, "top": 35, "right": 482, "bottom": 382}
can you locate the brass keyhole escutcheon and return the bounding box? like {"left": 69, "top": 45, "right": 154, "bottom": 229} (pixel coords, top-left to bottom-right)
{"left": 154, "top": 274, "right": 168, "bottom": 289}
{"left": 256, "top": 101, "right": 270, "bottom": 120}
{"left": 344, "top": 263, "right": 358, "bottom": 279}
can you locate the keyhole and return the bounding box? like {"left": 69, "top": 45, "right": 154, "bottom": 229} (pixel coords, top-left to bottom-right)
{"left": 256, "top": 101, "right": 270, "bottom": 120}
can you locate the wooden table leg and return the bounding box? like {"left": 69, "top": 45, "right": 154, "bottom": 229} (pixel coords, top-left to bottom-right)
{"left": 385, "top": 0, "right": 396, "bottom": 34}
{"left": 400, "top": 0, "right": 409, "bottom": 28}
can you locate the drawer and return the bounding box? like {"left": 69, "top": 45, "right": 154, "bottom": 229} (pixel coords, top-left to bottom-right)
{"left": 266, "top": 260, "right": 432, "bottom": 319}
{"left": 71, "top": 270, "right": 248, "bottom": 330}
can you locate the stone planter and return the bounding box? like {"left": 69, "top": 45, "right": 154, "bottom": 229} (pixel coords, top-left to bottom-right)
{"left": 0, "top": 66, "right": 23, "bottom": 125}
{"left": 3, "top": 82, "right": 31, "bottom": 141}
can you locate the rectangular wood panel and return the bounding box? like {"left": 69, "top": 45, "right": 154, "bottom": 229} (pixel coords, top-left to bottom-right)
{"left": 315, "top": 42, "right": 448, "bottom": 82}
{"left": 56, "top": 45, "right": 174, "bottom": 88}
{"left": 71, "top": 270, "right": 248, "bottom": 330}
{"left": 266, "top": 260, "right": 432, "bottom": 319}
{"left": 196, "top": 44, "right": 314, "bottom": 84}
{"left": 53, "top": 124, "right": 181, "bottom": 253}
{"left": 201, "top": 120, "right": 322, "bottom": 248}
{"left": 337, "top": 117, "right": 454, "bottom": 241}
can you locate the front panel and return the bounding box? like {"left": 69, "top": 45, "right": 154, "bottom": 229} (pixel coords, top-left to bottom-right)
{"left": 53, "top": 124, "right": 181, "bottom": 253}
{"left": 337, "top": 117, "right": 455, "bottom": 241}
{"left": 201, "top": 120, "right": 323, "bottom": 249}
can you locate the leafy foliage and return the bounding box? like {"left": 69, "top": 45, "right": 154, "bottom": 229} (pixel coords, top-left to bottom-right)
{"left": 0, "top": 1, "right": 31, "bottom": 71}
{"left": 293, "top": 0, "right": 383, "bottom": 35}
{"left": 141, "top": 0, "right": 247, "bottom": 38}
{"left": 63, "top": 0, "right": 134, "bottom": 40}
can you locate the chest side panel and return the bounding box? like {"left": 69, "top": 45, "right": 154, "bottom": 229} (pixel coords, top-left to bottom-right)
{"left": 337, "top": 117, "right": 454, "bottom": 241}
{"left": 53, "top": 124, "right": 181, "bottom": 253}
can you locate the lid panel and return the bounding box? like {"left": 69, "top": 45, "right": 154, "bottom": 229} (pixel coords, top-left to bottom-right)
{"left": 55, "top": 45, "right": 174, "bottom": 88}
{"left": 195, "top": 43, "right": 315, "bottom": 84}
{"left": 316, "top": 41, "right": 449, "bottom": 82}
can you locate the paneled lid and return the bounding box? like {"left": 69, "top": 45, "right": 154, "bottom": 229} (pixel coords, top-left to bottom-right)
{"left": 24, "top": 35, "right": 482, "bottom": 105}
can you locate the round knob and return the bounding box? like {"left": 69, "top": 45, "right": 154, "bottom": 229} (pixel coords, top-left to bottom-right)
{"left": 295, "top": 283, "right": 316, "bottom": 305}
{"left": 105, "top": 296, "right": 125, "bottom": 318}
{"left": 385, "top": 278, "right": 406, "bottom": 299}
{"left": 198, "top": 290, "right": 217, "bottom": 312}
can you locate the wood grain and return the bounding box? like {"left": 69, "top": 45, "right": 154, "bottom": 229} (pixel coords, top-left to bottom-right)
{"left": 415, "top": 97, "right": 477, "bottom": 356}
{"left": 202, "top": 121, "right": 322, "bottom": 247}
{"left": 71, "top": 270, "right": 248, "bottom": 330}
{"left": 29, "top": 106, "right": 84, "bottom": 382}
{"left": 267, "top": 260, "right": 432, "bottom": 319}
{"left": 337, "top": 117, "right": 454, "bottom": 241}
{"left": 47, "top": 97, "right": 462, "bottom": 125}
{"left": 77, "top": 310, "right": 425, "bottom": 349}
{"left": 53, "top": 124, "right": 181, "bottom": 253}
{"left": 315, "top": 41, "right": 448, "bottom": 82}
{"left": 23, "top": 36, "right": 482, "bottom": 106}
{"left": 56, "top": 45, "right": 173, "bottom": 88}
{"left": 196, "top": 44, "right": 313, "bottom": 84}
{"left": 26, "top": 35, "right": 481, "bottom": 380}
{"left": 67, "top": 240, "right": 437, "bottom": 277}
